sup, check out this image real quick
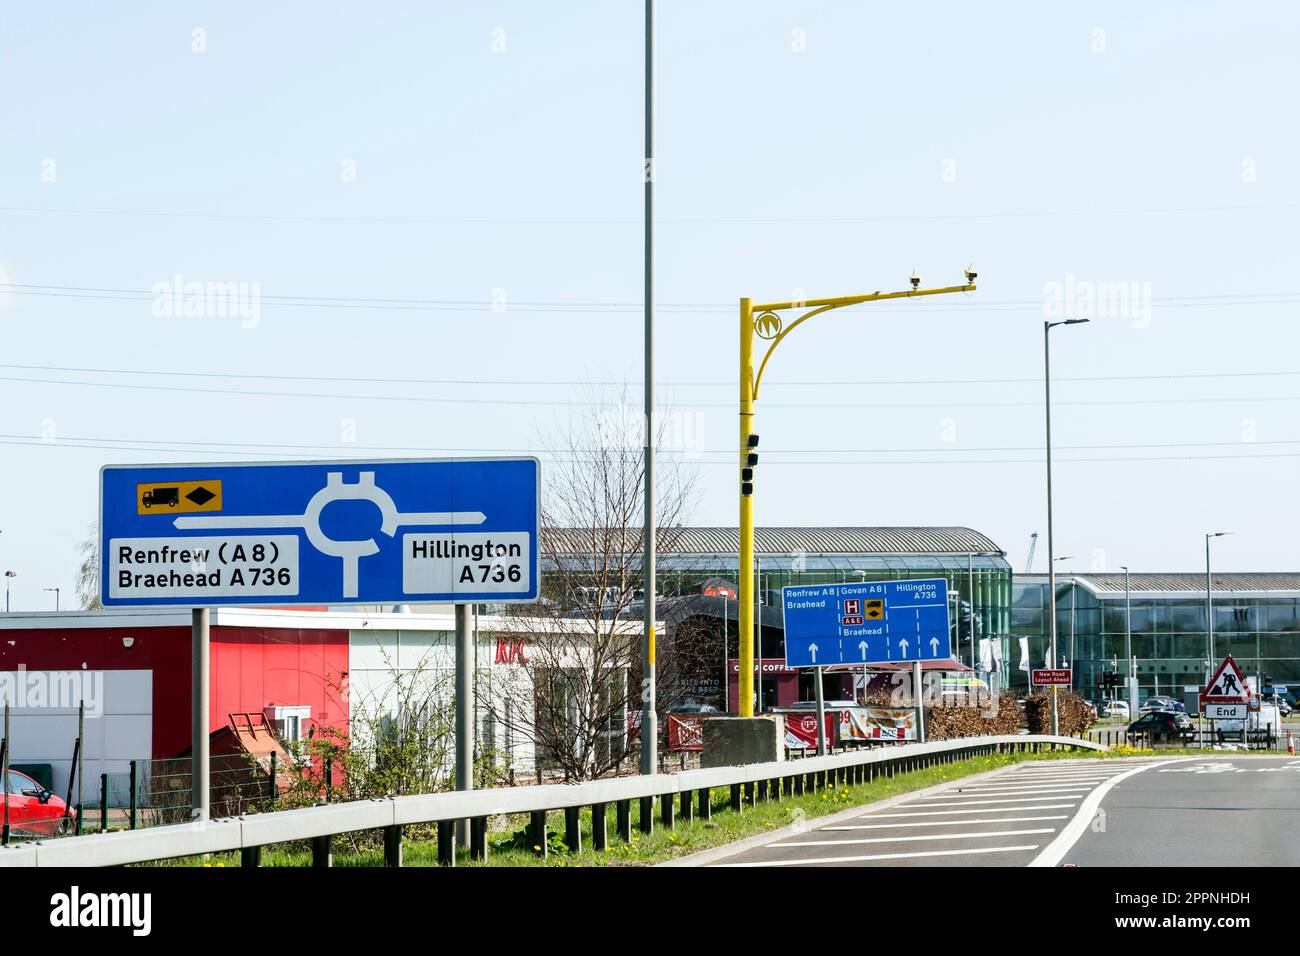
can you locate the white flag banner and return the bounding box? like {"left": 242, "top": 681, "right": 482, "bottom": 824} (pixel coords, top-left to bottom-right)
{"left": 1018, "top": 637, "right": 1030, "bottom": 672}
{"left": 978, "top": 638, "right": 993, "bottom": 672}
{"left": 991, "top": 641, "right": 1004, "bottom": 674}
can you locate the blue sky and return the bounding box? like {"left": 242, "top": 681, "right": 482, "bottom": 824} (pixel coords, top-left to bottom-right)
{"left": 1, "top": 1, "right": 1298, "bottom": 608}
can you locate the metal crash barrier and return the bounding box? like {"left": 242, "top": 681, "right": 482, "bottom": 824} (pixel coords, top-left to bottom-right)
{"left": 0, "top": 734, "right": 1105, "bottom": 868}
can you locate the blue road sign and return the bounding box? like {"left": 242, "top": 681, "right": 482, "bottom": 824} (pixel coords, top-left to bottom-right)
{"left": 99, "top": 458, "right": 539, "bottom": 607}
{"left": 782, "top": 578, "right": 951, "bottom": 668}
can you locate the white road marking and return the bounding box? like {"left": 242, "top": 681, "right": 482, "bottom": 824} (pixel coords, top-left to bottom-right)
{"left": 966, "top": 772, "right": 1114, "bottom": 780}
{"left": 982, "top": 770, "right": 1118, "bottom": 780}
{"left": 913, "top": 794, "right": 1084, "bottom": 807}
{"left": 1029, "top": 759, "right": 1193, "bottom": 867}
{"left": 935, "top": 786, "right": 1093, "bottom": 797}
{"left": 823, "top": 815, "right": 1069, "bottom": 831}
{"left": 1004, "top": 771, "right": 1123, "bottom": 779}
{"left": 951, "top": 785, "right": 1112, "bottom": 790}
{"left": 771, "top": 827, "right": 1057, "bottom": 848}
{"left": 715, "top": 845, "right": 1040, "bottom": 867}
{"left": 858, "top": 803, "right": 1078, "bottom": 818}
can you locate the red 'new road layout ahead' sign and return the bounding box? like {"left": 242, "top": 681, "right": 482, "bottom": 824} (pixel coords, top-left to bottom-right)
{"left": 1031, "top": 669, "right": 1072, "bottom": 686}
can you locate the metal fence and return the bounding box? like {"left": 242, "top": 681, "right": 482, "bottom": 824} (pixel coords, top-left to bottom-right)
{"left": 3, "top": 753, "right": 286, "bottom": 843}
{"left": 1082, "top": 727, "right": 1285, "bottom": 751}
{"left": 0, "top": 734, "right": 1104, "bottom": 867}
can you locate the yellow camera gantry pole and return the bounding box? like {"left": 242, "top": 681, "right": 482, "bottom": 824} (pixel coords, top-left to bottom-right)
{"left": 736, "top": 276, "right": 977, "bottom": 717}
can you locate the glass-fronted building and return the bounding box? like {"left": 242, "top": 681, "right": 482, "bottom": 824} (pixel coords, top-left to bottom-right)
{"left": 1012, "top": 573, "right": 1300, "bottom": 697}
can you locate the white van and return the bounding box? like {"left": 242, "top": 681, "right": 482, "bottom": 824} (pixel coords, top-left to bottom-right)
{"left": 1216, "top": 702, "right": 1281, "bottom": 742}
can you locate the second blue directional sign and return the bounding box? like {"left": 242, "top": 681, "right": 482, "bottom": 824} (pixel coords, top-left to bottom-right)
{"left": 100, "top": 457, "right": 539, "bottom": 607}
{"left": 782, "top": 578, "right": 952, "bottom": 668}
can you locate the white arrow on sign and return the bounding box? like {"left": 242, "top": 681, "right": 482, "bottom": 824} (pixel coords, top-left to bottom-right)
{"left": 858, "top": 640, "right": 868, "bottom": 660}
{"left": 899, "top": 638, "right": 910, "bottom": 657}
{"left": 930, "top": 637, "right": 940, "bottom": 656}
{"left": 809, "top": 642, "right": 819, "bottom": 663}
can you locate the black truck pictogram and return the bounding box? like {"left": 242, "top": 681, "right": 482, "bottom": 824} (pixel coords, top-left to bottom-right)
{"left": 142, "top": 487, "right": 180, "bottom": 508}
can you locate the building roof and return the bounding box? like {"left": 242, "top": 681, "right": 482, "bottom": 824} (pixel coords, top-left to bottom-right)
{"left": 550, "top": 526, "right": 1003, "bottom": 557}
{"left": 1030, "top": 573, "right": 1300, "bottom": 596}
{"left": 0, "top": 607, "right": 649, "bottom": 635}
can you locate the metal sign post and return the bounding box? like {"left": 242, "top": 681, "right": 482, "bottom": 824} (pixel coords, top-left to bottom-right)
{"left": 455, "top": 603, "right": 473, "bottom": 848}
{"left": 192, "top": 607, "right": 209, "bottom": 821}
{"left": 2, "top": 703, "right": 10, "bottom": 845}
{"left": 814, "top": 665, "right": 827, "bottom": 756}
{"left": 913, "top": 660, "right": 927, "bottom": 743}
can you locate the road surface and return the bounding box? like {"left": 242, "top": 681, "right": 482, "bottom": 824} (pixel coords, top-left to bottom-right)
{"left": 1064, "top": 756, "right": 1300, "bottom": 866}
{"left": 704, "top": 756, "right": 1300, "bottom": 867}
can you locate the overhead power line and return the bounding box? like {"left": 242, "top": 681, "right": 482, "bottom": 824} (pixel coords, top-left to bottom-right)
{"left": 3, "top": 435, "right": 1297, "bottom": 466}
{"left": 1, "top": 199, "right": 1297, "bottom": 226}
{"left": 2, "top": 282, "right": 1298, "bottom": 315}
{"left": 2, "top": 431, "right": 1296, "bottom": 457}
{"left": 1, "top": 361, "right": 1299, "bottom": 389}
{"left": 3, "top": 372, "right": 1300, "bottom": 409}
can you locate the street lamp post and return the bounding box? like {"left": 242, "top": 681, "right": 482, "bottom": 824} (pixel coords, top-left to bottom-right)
{"left": 1044, "top": 317, "right": 1089, "bottom": 735}
{"left": 1205, "top": 532, "right": 1230, "bottom": 674}
{"left": 1123, "top": 564, "right": 1133, "bottom": 712}
{"left": 639, "top": 0, "right": 657, "bottom": 776}
{"left": 43, "top": 587, "right": 59, "bottom": 611}
{"left": 4, "top": 571, "right": 15, "bottom": 613}
{"left": 736, "top": 273, "right": 978, "bottom": 717}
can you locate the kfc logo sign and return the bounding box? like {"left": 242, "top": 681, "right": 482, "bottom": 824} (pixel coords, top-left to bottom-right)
{"left": 494, "top": 638, "right": 529, "bottom": 664}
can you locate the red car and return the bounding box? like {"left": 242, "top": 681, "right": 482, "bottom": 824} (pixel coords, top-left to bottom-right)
{"left": 2, "top": 769, "right": 73, "bottom": 837}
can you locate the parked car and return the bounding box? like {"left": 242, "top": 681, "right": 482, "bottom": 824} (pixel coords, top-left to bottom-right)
{"left": 1102, "top": 700, "right": 1131, "bottom": 718}
{"left": 1127, "top": 711, "right": 1195, "bottom": 743}
{"left": 1, "top": 769, "right": 73, "bottom": 837}
{"left": 1260, "top": 689, "right": 1295, "bottom": 716}
{"left": 1140, "top": 696, "right": 1187, "bottom": 715}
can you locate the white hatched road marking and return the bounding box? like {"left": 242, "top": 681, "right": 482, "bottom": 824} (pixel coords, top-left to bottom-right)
{"left": 706, "top": 762, "right": 1167, "bottom": 867}
{"left": 822, "top": 814, "right": 1069, "bottom": 830}
{"left": 770, "top": 827, "right": 1057, "bottom": 848}
{"left": 1004, "top": 770, "right": 1123, "bottom": 779}
{"left": 968, "top": 771, "right": 1116, "bottom": 779}
{"left": 931, "top": 786, "right": 1093, "bottom": 797}
{"left": 912, "top": 794, "right": 1084, "bottom": 807}
{"left": 983, "top": 779, "right": 1111, "bottom": 787}
{"left": 857, "top": 803, "right": 1079, "bottom": 818}
{"left": 956, "top": 785, "right": 1107, "bottom": 790}
{"left": 716, "top": 845, "right": 1041, "bottom": 867}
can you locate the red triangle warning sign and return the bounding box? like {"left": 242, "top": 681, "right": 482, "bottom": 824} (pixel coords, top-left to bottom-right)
{"left": 1201, "top": 655, "right": 1251, "bottom": 704}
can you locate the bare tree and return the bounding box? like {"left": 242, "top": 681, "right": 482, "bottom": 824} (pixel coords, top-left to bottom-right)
{"left": 76, "top": 523, "right": 101, "bottom": 610}
{"left": 482, "top": 391, "right": 700, "bottom": 781}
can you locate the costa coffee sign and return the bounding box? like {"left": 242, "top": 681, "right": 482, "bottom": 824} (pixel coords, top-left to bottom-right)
{"left": 728, "top": 658, "right": 797, "bottom": 675}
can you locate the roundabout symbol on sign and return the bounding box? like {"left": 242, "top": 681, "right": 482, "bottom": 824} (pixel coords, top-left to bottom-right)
{"left": 174, "top": 471, "right": 486, "bottom": 597}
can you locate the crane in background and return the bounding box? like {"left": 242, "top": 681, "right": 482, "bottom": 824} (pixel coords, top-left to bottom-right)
{"left": 1025, "top": 532, "right": 1039, "bottom": 573}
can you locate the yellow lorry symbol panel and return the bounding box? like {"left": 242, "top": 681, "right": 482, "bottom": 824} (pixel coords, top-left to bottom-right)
{"left": 136, "top": 480, "right": 223, "bottom": 515}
